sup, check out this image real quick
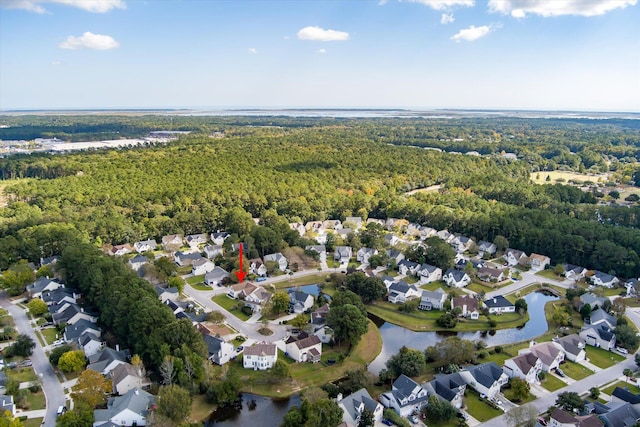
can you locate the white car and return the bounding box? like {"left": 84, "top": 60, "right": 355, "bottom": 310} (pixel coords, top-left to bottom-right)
{"left": 616, "top": 346, "right": 629, "bottom": 354}
{"left": 52, "top": 339, "right": 65, "bottom": 346}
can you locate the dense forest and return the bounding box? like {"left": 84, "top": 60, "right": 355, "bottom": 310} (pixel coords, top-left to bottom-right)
{"left": 1, "top": 116, "right": 640, "bottom": 277}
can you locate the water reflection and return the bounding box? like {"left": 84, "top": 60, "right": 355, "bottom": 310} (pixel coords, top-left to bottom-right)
{"left": 369, "top": 292, "right": 558, "bottom": 374}
{"left": 206, "top": 393, "right": 300, "bottom": 426}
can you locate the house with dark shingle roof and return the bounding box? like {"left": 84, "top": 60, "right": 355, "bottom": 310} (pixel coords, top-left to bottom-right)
{"left": 443, "top": 268, "right": 471, "bottom": 288}
{"left": 550, "top": 408, "right": 603, "bottom": 427}
{"left": 477, "top": 240, "right": 497, "bottom": 258}
{"left": 26, "top": 276, "right": 64, "bottom": 299}
{"left": 79, "top": 332, "right": 105, "bottom": 357}
{"left": 203, "top": 335, "right": 234, "bottom": 365}
{"left": 418, "top": 288, "right": 447, "bottom": 311}
{"left": 337, "top": 388, "right": 383, "bottom": 426}
{"left": 555, "top": 334, "right": 586, "bottom": 362}
{"left": 243, "top": 342, "right": 277, "bottom": 370}
{"left": 504, "top": 248, "right": 528, "bottom": 266}
{"left": 590, "top": 271, "right": 620, "bottom": 288}
{"left": 523, "top": 341, "right": 565, "bottom": 372}
{"left": 288, "top": 289, "right": 314, "bottom": 314}
{"left": 64, "top": 319, "right": 101, "bottom": 343}
{"left": 423, "top": 373, "right": 467, "bottom": 409}
{"left": 42, "top": 287, "right": 77, "bottom": 306}
{"left": 204, "top": 266, "right": 229, "bottom": 287}
{"left": 379, "top": 374, "right": 429, "bottom": 417}
{"left": 110, "top": 364, "right": 149, "bottom": 396}
{"left": 93, "top": 388, "right": 154, "bottom": 427}
{"left": 564, "top": 264, "right": 588, "bottom": 281}
{"left": 580, "top": 323, "right": 616, "bottom": 350}
{"left": 459, "top": 362, "right": 508, "bottom": 399}
{"left": 503, "top": 352, "right": 542, "bottom": 384}
{"left": 87, "top": 347, "right": 130, "bottom": 375}
{"left": 398, "top": 259, "right": 420, "bottom": 276}
{"left": 388, "top": 281, "right": 420, "bottom": 304}
{"left": 483, "top": 296, "right": 515, "bottom": 314}
{"left": 452, "top": 295, "right": 480, "bottom": 319}
{"left": 186, "top": 233, "right": 207, "bottom": 248}
{"left": 596, "top": 401, "right": 638, "bottom": 427}
{"left": 589, "top": 308, "right": 617, "bottom": 329}
{"left": 418, "top": 263, "right": 442, "bottom": 284}
{"left": 133, "top": 239, "right": 157, "bottom": 253}
{"left": 612, "top": 387, "right": 640, "bottom": 408}
{"left": 285, "top": 334, "right": 322, "bottom": 363}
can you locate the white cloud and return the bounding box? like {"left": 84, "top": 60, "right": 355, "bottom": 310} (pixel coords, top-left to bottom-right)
{"left": 317, "top": 48, "right": 326, "bottom": 54}
{"left": 0, "top": 0, "right": 125, "bottom": 13}
{"left": 59, "top": 32, "right": 119, "bottom": 50}
{"left": 52, "top": 60, "right": 61, "bottom": 65}
{"left": 488, "top": 0, "right": 637, "bottom": 17}
{"left": 441, "top": 13, "right": 455, "bottom": 24}
{"left": 297, "top": 26, "right": 349, "bottom": 41}
{"left": 248, "top": 48, "right": 257, "bottom": 54}
{"left": 399, "top": 0, "right": 474, "bottom": 10}
{"left": 450, "top": 24, "right": 494, "bottom": 42}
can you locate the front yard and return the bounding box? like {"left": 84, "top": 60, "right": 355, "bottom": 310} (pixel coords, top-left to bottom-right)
{"left": 586, "top": 347, "right": 625, "bottom": 369}
{"left": 464, "top": 390, "right": 503, "bottom": 422}
{"left": 602, "top": 380, "right": 640, "bottom": 396}
{"left": 503, "top": 387, "right": 536, "bottom": 405}
{"left": 541, "top": 373, "right": 567, "bottom": 392}
{"left": 560, "top": 360, "right": 593, "bottom": 380}
{"left": 211, "top": 294, "right": 252, "bottom": 321}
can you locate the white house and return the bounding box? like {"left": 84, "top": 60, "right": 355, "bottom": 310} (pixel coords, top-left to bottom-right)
{"left": 379, "top": 374, "right": 429, "bottom": 417}
{"left": 504, "top": 248, "right": 528, "bottom": 267}
{"left": 133, "top": 239, "right": 157, "bottom": 253}
{"left": 285, "top": 334, "right": 322, "bottom": 363}
{"left": 477, "top": 240, "right": 497, "bottom": 258}
{"left": 564, "top": 264, "right": 588, "bottom": 281}
{"left": 203, "top": 244, "right": 224, "bottom": 259}
{"left": 483, "top": 296, "right": 515, "bottom": 314}
{"left": 204, "top": 267, "right": 229, "bottom": 287}
{"left": 305, "top": 245, "right": 327, "bottom": 262}
{"left": 423, "top": 373, "right": 467, "bottom": 409}
{"left": 452, "top": 296, "right": 480, "bottom": 319}
{"left": 555, "top": 334, "right": 586, "bottom": 363}
{"left": 528, "top": 253, "right": 550, "bottom": 272}
{"left": 264, "top": 253, "right": 288, "bottom": 271}
{"left": 173, "top": 251, "right": 203, "bottom": 266}
{"left": 337, "top": 388, "right": 384, "bottom": 427}
{"left": 289, "top": 222, "right": 306, "bottom": 237}
{"left": 418, "top": 288, "right": 447, "bottom": 311}
{"left": 249, "top": 258, "right": 267, "bottom": 276}
{"left": 109, "top": 244, "right": 133, "bottom": 256}
{"left": 128, "top": 255, "right": 148, "bottom": 273}
{"left": 580, "top": 324, "right": 616, "bottom": 350}
{"left": 418, "top": 264, "right": 442, "bottom": 284}
{"left": 26, "top": 276, "right": 64, "bottom": 299}
{"left": 521, "top": 341, "right": 565, "bottom": 372}
{"left": 243, "top": 343, "right": 277, "bottom": 370}
{"left": 388, "top": 281, "right": 421, "bottom": 304}
{"left": 191, "top": 258, "right": 216, "bottom": 276}
{"left": 210, "top": 231, "right": 230, "bottom": 246}
{"left": 459, "top": 362, "right": 508, "bottom": 400}
{"left": 590, "top": 271, "right": 620, "bottom": 288}
{"left": 244, "top": 287, "right": 272, "bottom": 312}
{"left": 288, "top": 290, "right": 315, "bottom": 314}
{"left": 356, "top": 248, "right": 378, "bottom": 264}
{"left": 203, "top": 335, "right": 235, "bottom": 365}
{"left": 87, "top": 347, "right": 130, "bottom": 376}
{"left": 110, "top": 363, "right": 148, "bottom": 396}
{"left": 443, "top": 268, "right": 471, "bottom": 288}
{"left": 161, "top": 234, "right": 184, "bottom": 251}
{"left": 397, "top": 259, "right": 420, "bottom": 276}
{"left": 313, "top": 325, "right": 334, "bottom": 344}
{"left": 79, "top": 332, "right": 105, "bottom": 357}
{"left": 334, "top": 246, "right": 353, "bottom": 263}
{"left": 93, "top": 388, "right": 154, "bottom": 427}
{"left": 503, "top": 353, "right": 542, "bottom": 384}
{"left": 186, "top": 233, "right": 208, "bottom": 248}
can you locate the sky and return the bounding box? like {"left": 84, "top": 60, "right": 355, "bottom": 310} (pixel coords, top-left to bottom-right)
{"left": 0, "top": 0, "right": 639, "bottom": 111}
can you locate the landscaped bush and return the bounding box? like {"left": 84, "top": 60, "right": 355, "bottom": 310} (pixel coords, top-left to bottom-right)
{"left": 383, "top": 409, "right": 410, "bottom": 427}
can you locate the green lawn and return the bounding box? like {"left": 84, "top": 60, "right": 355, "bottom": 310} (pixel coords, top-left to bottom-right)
{"left": 211, "top": 294, "right": 251, "bottom": 321}
{"left": 420, "top": 281, "right": 448, "bottom": 291}
{"left": 272, "top": 273, "right": 327, "bottom": 289}
{"left": 186, "top": 275, "right": 204, "bottom": 285}
{"left": 24, "top": 391, "right": 46, "bottom": 410}
{"left": 467, "top": 282, "right": 496, "bottom": 294}
{"left": 536, "top": 270, "right": 563, "bottom": 280}
{"left": 622, "top": 297, "right": 640, "bottom": 308}
{"left": 503, "top": 388, "right": 536, "bottom": 405}
{"left": 601, "top": 287, "right": 625, "bottom": 297}
{"left": 602, "top": 380, "right": 640, "bottom": 396}
{"left": 541, "top": 374, "right": 567, "bottom": 392}
{"left": 41, "top": 327, "right": 59, "bottom": 345}
{"left": 189, "top": 282, "right": 211, "bottom": 291}
{"left": 586, "top": 347, "right": 625, "bottom": 369}
{"left": 7, "top": 367, "right": 38, "bottom": 383}
{"left": 464, "top": 391, "right": 503, "bottom": 422}
{"left": 560, "top": 361, "right": 593, "bottom": 380}
{"left": 22, "top": 419, "right": 44, "bottom": 427}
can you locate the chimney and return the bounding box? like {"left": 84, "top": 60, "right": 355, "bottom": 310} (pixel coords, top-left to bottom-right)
{"left": 493, "top": 298, "right": 496, "bottom": 303}
{"left": 134, "top": 389, "right": 139, "bottom": 395}
{"left": 116, "top": 344, "right": 120, "bottom": 352}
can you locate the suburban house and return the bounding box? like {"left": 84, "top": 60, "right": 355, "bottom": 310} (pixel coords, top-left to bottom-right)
{"left": 580, "top": 323, "right": 617, "bottom": 350}
{"left": 203, "top": 335, "right": 235, "bottom": 365}
{"left": 174, "top": 251, "right": 203, "bottom": 266}
{"left": 386, "top": 249, "right": 405, "bottom": 264}
{"left": 477, "top": 240, "right": 497, "bottom": 258}
{"left": 204, "top": 267, "right": 229, "bottom": 287}
{"left": 52, "top": 304, "right": 98, "bottom": 326}
{"left": 423, "top": 373, "right": 467, "bottom": 409}
{"left": 597, "top": 401, "right": 640, "bottom": 427}
{"left": 243, "top": 342, "right": 277, "bottom": 370}
{"left": 356, "top": 247, "right": 378, "bottom": 264}
{"left": 285, "top": 334, "right": 322, "bottom": 363}
{"left": 450, "top": 235, "right": 474, "bottom": 253}
{"left": 109, "top": 244, "right": 134, "bottom": 256}
{"left": 93, "top": 388, "right": 155, "bottom": 427}
{"left": 203, "top": 244, "right": 224, "bottom": 259}
{"left": 306, "top": 221, "right": 325, "bottom": 233}
{"left": 388, "top": 281, "right": 421, "bottom": 304}
{"left": 579, "top": 293, "right": 609, "bottom": 311}
{"left": 459, "top": 362, "right": 508, "bottom": 400}
{"left": 210, "top": 231, "right": 230, "bottom": 246}
{"left": 380, "top": 374, "right": 430, "bottom": 417}
{"left": 289, "top": 222, "right": 306, "bottom": 237}
{"left": 483, "top": 296, "right": 516, "bottom": 314}
{"left": 452, "top": 296, "right": 480, "bottom": 319}
{"left": 443, "top": 269, "right": 471, "bottom": 288}
{"left": 110, "top": 364, "right": 149, "bottom": 396}
{"left": 436, "top": 229, "right": 454, "bottom": 243}
{"left": 521, "top": 341, "right": 564, "bottom": 372}
{"left": 228, "top": 282, "right": 258, "bottom": 299}
{"left": 155, "top": 286, "right": 179, "bottom": 303}
{"left": 548, "top": 408, "right": 604, "bottom": 427}
{"left": 26, "top": 276, "right": 64, "bottom": 299}
{"left": 337, "top": 388, "right": 384, "bottom": 427}
{"left": 133, "top": 239, "right": 157, "bottom": 253}
{"left": 324, "top": 219, "right": 343, "bottom": 230}
{"left": 418, "top": 264, "right": 442, "bottom": 284}
{"left": 244, "top": 287, "right": 272, "bottom": 312}
{"left": 504, "top": 248, "right": 528, "bottom": 267}
{"left": 334, "top": 246, "right": 353, "bottom": 263}
{"left": 418, "top": 288, "right": 447, "bottom": 311}
{"left": 405, "top": 222, "right": 423, "bottom": 237}
{"left": 79, "top": 333, "right": 105, "bottom": 357}
{"left": 503, "top": 353, "right": 542, "bottom": 384}
{"left": 161, "top": 234, "right": 184, "bottom": 251}
{"left": 311, "top": 304, "right": 330, "bottom": 325}
{"left": 477, "top": 266, "right": 505, "bottom": 283}
{"left": 87, "top": 347, "right": 130, "bottom": 375}
{"left": 335, "top": 228, "right": 352, "bottom": 239}
{"left": 63, "top": 319, "right": 101, "bottom": 343}
{"left": 264, "top": 253, "right": 288, "bottom": 271}
{"left": 128, "top": 255, "right": 148, "bottom": 273}
{"left": 625, "top": 279, "right": 640, "bottom": 297}
{"left": 186, "top": 233, "right": 208, "bottom": 248}
{"left": 191, "top": 258, "right": 215, "bottom": 276}
{"left": 248, "top": 258, "right": 267, "bottom": 276}
{"left": 564, "top": 264, "right": 588, "bottom": 281}
{"left": 555, "top": 334, "right": 586, "bottom": 363}
{"left": 398, "top": 259, "right": 420, "bottom": 276}
{"left": 385, "top": 234, "right": 399, "bottom": 246}
{"left": 528, "top": 253, "right": 551, "bottom": 271}
{"left": 345, "top": 216, "right": 363, "bottom": 229}
{"left": 305, "top": 245, "right": 327, "bottom": 262}
{"left": 611, "top": 386, "right": 640, "bottom": 409}
{"left": 42, "top": 287, "right": 77, "bottom": 306}
{"left": 589, "top": 308, "right": 617, "bottom": 329}
{"left": 288, "top": 289, "right": 315, "bottom": 314}
{"left": 231, "top": 242, "right": 249, "bottom": 254}
{"left": 456, "top": 258, "right": 484, "bottom": 271}
{"left": 385, "top": 218, "right": 405, "bottom": 231}
{"left": 0, "top": 395, "right": 15, "bottom": 417}
{"left": 313, "top": 325, "right": 334, "bottom": 344}
{"left": 590, "top": 271, "right": 620, "bottom": 288}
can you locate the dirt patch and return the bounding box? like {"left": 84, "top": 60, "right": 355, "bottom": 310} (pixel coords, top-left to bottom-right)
{"left": 200, "top": 322, "right": 232, "bottom": 336}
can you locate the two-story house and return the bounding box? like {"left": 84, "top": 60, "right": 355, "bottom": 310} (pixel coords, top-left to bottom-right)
{"left": 379, "top": 374, "right": 430, "bottom": 417}
{"left": 243, "top": 342, "right": 277, "bottom": 370}
{"left": 418, "top": 264, "right": 442, "bottom": 284}
{"left": 443, "top": 268, "right": 471, "bottom": 288}
{"left": 503, "top": 353, "right": 542, "bottom": 384}
{"left": 264, "top": 253, "right": 288, "bottom": 271}
{"left": 418, "top": 288, "right": 447, "bottom": 311}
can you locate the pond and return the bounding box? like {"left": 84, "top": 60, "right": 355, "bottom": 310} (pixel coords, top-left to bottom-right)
{"left": 205, "top": 393, "right": 300, "bottom": 427}
{"left": 368, "top": 291, "right": 559, "bottom": 374}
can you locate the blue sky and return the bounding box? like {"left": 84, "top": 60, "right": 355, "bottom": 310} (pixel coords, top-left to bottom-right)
{"left": 1, "top": 0, "right": 638, "bottom": 111}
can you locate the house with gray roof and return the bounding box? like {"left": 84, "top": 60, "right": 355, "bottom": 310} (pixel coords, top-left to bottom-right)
{"left": 555, "top": 334, "right": 586, "bottom": 362}
{"left": 344, "top": 216, "right": 363, "bottom": 229}
{"left": 155, "top": 286, "right": 179, "bottom": 303}
{"left": 459, "top": 362, "right": 508, "bottom": 399}
{"left": 589, "top": 308, "right": 617, "bottom": 329}
{"left": 443, "top": 268, "right": 471, "bottom": 288}
{"left": 210, "top": 231, "right": 230, "bottom": 246}
{"left": 612, "top": 387, "right": 640, "bottom": 408}
{"left": 288, "top": 289, "right": 314, "bottom": 314}
{"left": 337, "top": 388, "right": 383, "bottom": 427}
{"left": 26, "top": 276, "right": 63, "bottom": 299}
{"left": 128, "top": 255, "right": 148, "bottom": 274}
{"left": 418, "top": 263, "right": 442, "bottom": 284}
{"left": 203, "top": 335, "right": 234, "bottom": 365}
{"left": 388, "top": 281, "right": 420, "bottom": 304}
{"left": 42, "top": 287, "right": 77, "bottom": 306}
{"left": 204, "top": 266, "right": 229, "bottom": 287}
{"left": 93, "top": 388, "right": 155, "bottom": 427}
{"left": 579, "top": 293, "right": 609, "bottom": 310}
{"left": 379, "top": 374, "right": 430, "bottom": 417}
{"left": 173, "top": 251, "right": 203, "bottom": 266}
{"left": 264, "top": 253, "right": 288, "bottom": 271}
{"left": 549, "top": 408, "right": 603, "bottom": 427}
{"left": 597, "top": 401, "right": 639, "bottom": 427}
{"left": 590, "top": 271, "right": 620, "bottom": 288}
{"left": 452, "top": 295, "right": 480, "bottom": 319}
{"left": 397, "top": 259, "right": 420, "bottom": 276}
{"left": 0, "top": 395, "right": 15, "bottom": 416}
{"left": 87, "top": 347, "right": 130, "bottom": 375}
{"left": 477, "top": 240, "right": 497, "bottom": 258}
{"left": 504, "top": 248, "right": 528, "bottom": 267}
{"left": 203, "top": 244, "right": 224, "bottom": 259}
{"left": 334, "top": 246, "right": 353, "bottom": 263}
{"left": 423, "top": 373, "right": 467, "bottom": 409}
{"left": 243, "top": 342, "right": 277, "bottom": 370}
{"left": 356, "top": 247, "right": 378, "bottom": 264}
{"left": 305, "top": 245, "right": 327, "bottom": 262}
{"left": 186, "top": 233, "right": 207, "bottom": 248}
{"left": 503, "top": 352, "right": 542, "bottom": 384}
{"left": 483, "top": 296, "right": 515, "bottom": 314}
{"left": 52, "top": 304, "right": 97, "bottom": 326}
{"left": 64, "top": 319, "right": 101, "bottom": 342}
{"left": 110, "top": 364, "right": 149, "bottom": 396}
{"left": 580, "top": 323, "right": 616, "bottom": 350}
{"left": 564, "top": 264, "right": 588, "bottom": 281}
{"left": 79, "top": 332, "right": 105, "bottom": 357}
{"left": 133, "top": 239, "right": 157, "bottom": 253}
{"left": 386, "top": 249, "right": 404, "bottom": 264}
{"left": 418, "top": 288, "right": 447, "bottom": 311}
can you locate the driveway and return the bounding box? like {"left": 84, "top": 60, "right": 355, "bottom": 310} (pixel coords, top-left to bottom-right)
{"left": 1, "top": 292, "right": 64, "bottom": 427}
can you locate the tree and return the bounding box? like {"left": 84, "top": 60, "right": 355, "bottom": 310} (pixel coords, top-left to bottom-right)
{"left": 331, "top": 290, "right": 366, "bottom": 316}
{"left": 27, "top": 299, "right": 48, "bottom": 316}
{"left": 590, "top": 387, "right": 600, "bottom": 400}
{"left": 616, "top": 324, "right": 640, "bottom": 350}
{"left": 159, "top": 356, "right": 174, "bottom": 385}
{"left": 514, "top": 298, "right": 528, "bottom": 314}
{"left": 0, "top": 410, "right": 23, "bottom": 427}
{"left": 326, "top": 303, "right": 368, "bottom": 347}
{"left": 552, "top": 307, "right": 570, "bottom": 327}
{"left": 5, "top": 334, "right": 35, "bottom": 358}
{"left": 579, "top": 303, "right": 592, "bottom": 320}
{"left": 0, "top": 264, "right": 35, "bottom": 296}
{"left": 556, "top": 391, "right": 585, "bottom": 413}
{"left": 624, "top": 368, "right": 634, "bottom": 383}
{"left": 494, "top": 235, "right": 509, "bottom": 252}
{"left": 346, "top": 273, "right": 386, "bottom": 303}
{"left": 510, "top": 378, "right": 530, "bottom": 402}
{"left": 167, "top": 276, "right": 184, "bottom": 294}
{"left": 358, "top": 408, "right": 374, "bottom": 427}
{"left": 436, "top": 312, "right": 457, "bottom": 328}
{"left": 157, "top": 384, "right": 192, "bottom": 423}
{"left": 635, "top": 353, "right": 640, "bottom": 368}
{"left": 205, "top": 311, "right": 225, "bottom": 324}
{"left": 385, "top": 346, "right": 426, "bottom": 378}
{"left": 423, "top": 237, "right": 456, "bottom": 270}
{"left": 49, "top": 344, "right": 73, "bottom": 365}
{"left": 271, "top": 291, "right": 290, "bottom": 315}
{"left": 54, "top": 404, "right": 94, "bottom": 427}
{"left": 71, "top": 369, "right": 112, "bottom": 407}
{"left": 131, "top": 354, "right": 147, "bottom": 377}
{"left": 290, "top": 313, "right": 309, "bottom": 330}
{"left": 425, "top": 337, "right": 475, "bottom": 369}
{"left": 58, "top": 350, "right": 87, "bottom": 373}
{"left": 424, "top": 395, "right": 456, "bottom": 423}
{"left": 269, "top": 360, "right": 291, "bottom": 384}
{"left": 304, "top": 398, "right": 343, "bottom": 427}
{"left": 505, "top": 404, "right": 537, "bottom": 427}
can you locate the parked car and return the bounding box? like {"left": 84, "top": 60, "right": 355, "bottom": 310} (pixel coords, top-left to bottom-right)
{"left": 408, "top": 415, "right": 419, "bottom": 424}
{"left": 256, "top": 277, "right": 267, "bottom": 282}
{"left": 616, "top": 346, "right": 629, "bottom": 354}
{"left": 556, "top": 368, "right": 566, "bottom": 377}
{"left": 236, "top": 346, "right": 244, "bottom": 353}
{"left": 20, "top": 359, "right": 32, "bottom": 367}
{"left": 381, "top": 420, "right": 393, "bottom": 426}
{"left": 53, "top": 339, "right": 65, "bottom": 346}
{"left": 57, "top": 406, "right": 67, "bottom": 416}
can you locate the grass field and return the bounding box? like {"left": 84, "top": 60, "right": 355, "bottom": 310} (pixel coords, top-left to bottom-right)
{"left": 186, "top": 275, "right": 204, "bottom": 285}
{"left": 211, "top": 294, "right": 251, "bottom": 321}
{"left": 272, "top": 273, "right": 327, "bottom": 289}
{"left": 464, "top": 391, "right": 503, "bottom": 422}
{"left": 7, "top": 367, "right": 38, "bottom": 383}
{"left": 530, "top": 171, "right": 609, "bottom": 185}
{"left": 503, "top": 388, "right": 536, "bottom": 405}
{"left": 602, "top": 380, "right": 640, "bottom": 396}
{"left": 536, "top": 270, "right": 563, "bottom": 280}
{"left": 560, "top": 361, "right": 593, "bottom": 380}
{"left": 25, "top": 391, "right": 46, "bottom": 410}
{"left": 541, "top": 374, "right": 567, "bottom": 392}
{"left": 22, "top": 419, "right": 43, "bottom": 427}
{"left": 586, "top": 347, "right": 625, "bottom": 369}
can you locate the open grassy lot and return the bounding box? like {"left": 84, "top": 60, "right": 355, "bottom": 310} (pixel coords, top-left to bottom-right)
{"left": 272, "top": 273, "right": 327, "bottom": 289}
{"left": 530, "top": 171, "right": 609, "bottom": 185}
{"left": 228, "top": 319, "right": 381, "bottom": 398}
{"left": 602, "top": 380, "right": 640, "bottom": 396}
{"left": 541, "top": 374, "right": 567, "bottom": 392}
{"left": 24, "top": 390, "right": 46, "bottom": 410}
{"left": 189, "top": 394, "right": 215, "bottom": 423}
{"left": 211, "top": 294, "right": 251, "bottom": 321}
{"left": 586, "top": 347, "right": 625, "bottom": 369}
{"left": 7, "top": 367, "right": 38, "bottom": 383}
{"left": 420, "top": 281, "right": 448, "bottom": 291}
{"left": 367, "top": 300, "right": 528, "bottom": 332}
{"left": 464, "top": 391, "right": 503, "bottom": 422}
{"left": 41, "top": 327, "right": 59, "bottom": 345}
{"left": 189, "top": 282, "right": 211, "bottom": 291}
{"left": 560, "top": 361, "right": 593, "bottom": 380}
{"left": 622, "top": 297, "right": 640, "bottom": 307}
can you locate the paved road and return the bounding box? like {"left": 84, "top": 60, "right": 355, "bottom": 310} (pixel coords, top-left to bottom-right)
{"left": 1, "top": 293, "right": 64, "bottom": 427}
{"left": 485, "top": 269, "right": 574, "bottom": 300}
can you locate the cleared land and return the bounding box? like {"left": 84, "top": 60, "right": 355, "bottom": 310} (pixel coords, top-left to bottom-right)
{"left": 530, "top": 171, "right": 609, "bottom": 185}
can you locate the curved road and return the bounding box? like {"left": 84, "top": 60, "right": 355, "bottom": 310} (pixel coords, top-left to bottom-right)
{"left": 1, "top": 293, "right": 64, "bottom": 427}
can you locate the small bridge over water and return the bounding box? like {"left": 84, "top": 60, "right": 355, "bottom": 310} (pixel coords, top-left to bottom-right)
{"left": 537, "top": 286, "right": 562, "bottom": 297}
